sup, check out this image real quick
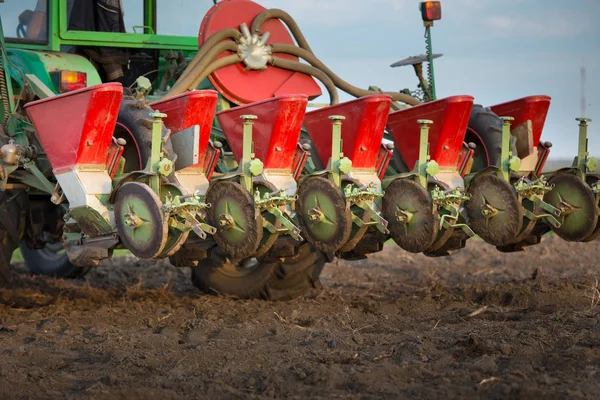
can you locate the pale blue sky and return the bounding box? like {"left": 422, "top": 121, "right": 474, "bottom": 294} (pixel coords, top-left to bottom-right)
{"left": 152, "top": 0, "right": 599, "bottom": 160}
{"left": 2, "top": 0, "right": 597, "bottom": 159}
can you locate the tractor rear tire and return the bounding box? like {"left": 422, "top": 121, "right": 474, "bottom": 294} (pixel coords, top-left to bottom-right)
{"left": 190, "top": 243, "right": 326, "bottom": 300}
{"left": 0, "top": 190, "right": 26, "bottom": 286}
{"left": 465, "top": 104, "right": 508, "bottom": 171}
{"left": 19, "top": 242, "right": 90, "bottom": 279}
{"left": 114, "top": 99, "right": 176, "bottom": 173}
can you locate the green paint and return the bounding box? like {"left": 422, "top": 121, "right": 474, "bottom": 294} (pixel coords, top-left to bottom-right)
{"left": 303, "top": 191, "right": 339, "bottom": 241}
{"left": 119, "top": 196, "right": 155, "bottom": 244}
{"left": 240, "top": 114, "right": 258, "bottom": 192}
{"left": 328, "top": 115, "right": 347, "bottom": 187}
{"left": 499, "top": 116, "right": 515, "bottom": 181}
{"left": 414, "top": 119, "right": 434, "bottom": 188}
{"left": 147, "top": 111, "right": 166, "bottom": 194}
{"left": 574, "top": 118, "right": 595, "bottom": 179}
{"left": 5, "top": 48, "right": 101, "bottom": 96}
{"left": 216, "top": 198, "right": 250, "bottom": 244}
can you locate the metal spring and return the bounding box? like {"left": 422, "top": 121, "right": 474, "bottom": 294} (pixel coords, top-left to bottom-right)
{"left": 424, "top": 28, "right": 434, "bottom": 101}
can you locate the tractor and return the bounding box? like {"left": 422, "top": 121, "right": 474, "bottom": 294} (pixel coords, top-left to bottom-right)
{"left": 0, "top": 0, "right": 597, "bottom": 300}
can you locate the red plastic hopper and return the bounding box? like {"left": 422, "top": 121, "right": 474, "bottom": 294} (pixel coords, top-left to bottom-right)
{"left": 150, "top": 90, "right": 219, "bottom": 167}
{"left": 24, "top": 83, "right": 123, "bottom": 173}
{"left": 489, "top": 95, "right": 551, "bottom": 146}
{"left": 216, "top": 94, "right": 308, "bottom": 170}
{"left": 303, "top": 95, "right": 392, "bottom": 170}
{"left": 386, "top": 95, "right": 474, "bottom": 170}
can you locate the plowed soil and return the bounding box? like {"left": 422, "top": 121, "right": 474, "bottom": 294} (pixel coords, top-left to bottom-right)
{"left": 1, "top": 236, "right": 599, "bottom": 399}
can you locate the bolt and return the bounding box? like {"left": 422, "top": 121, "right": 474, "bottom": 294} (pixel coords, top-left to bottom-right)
{"left": 307, "top": 208, "right": 324, "bottom": 224}
{"left": 124, "top": 213, "right": 143, "bottom": 228}
{"left": 480, "top": 203, "right": 498, "bottom": 218}
{"left": 219, "top": 214, "right": 235, "bottom": 230}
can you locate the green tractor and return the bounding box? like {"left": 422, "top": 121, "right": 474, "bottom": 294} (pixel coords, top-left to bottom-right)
{"left": 1, "top": 0, "right": 597, "bottom": 301}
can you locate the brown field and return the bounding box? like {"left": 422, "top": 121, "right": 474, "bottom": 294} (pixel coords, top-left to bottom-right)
{"left": 1, "top": 235, "right": 599, "bottom": 399}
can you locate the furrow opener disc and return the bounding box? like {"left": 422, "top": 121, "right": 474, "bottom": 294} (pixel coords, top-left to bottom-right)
{"left": 382, "top": 179, "right": 438, "bottom": 253}
{"left": 544, "top": 173, "right": 598, "bottom": 242}
{"left": 465, "top": 174, "right": 522, "bottom": 247}
{"left": 114, "top": 182, "right": 169, "bottom": 259}
{"left": 296, "top": 176, "right": 352, "bottom": 253}
{"left": 206, "top": 181, "right": 263, "bottom": 260}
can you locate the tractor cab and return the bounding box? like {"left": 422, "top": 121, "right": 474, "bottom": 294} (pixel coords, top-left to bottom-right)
{"left": 0, "top": 0, "right": 199, "bottom": 96}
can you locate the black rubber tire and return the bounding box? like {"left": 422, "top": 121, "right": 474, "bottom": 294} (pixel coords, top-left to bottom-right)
{"left": 114, "top": 98, "right": 176, "bottom": 173}
{"left": 0, "top": 190, "right": 26, "bottom": 286}
{"left": 190, "top": 242, "right": 326, "bottom": 300}
{"left": 19, "top": 242, "right": 90, "bottom": 279}
{"left": 464, "top": 104, "right": 513, "bottom": 171}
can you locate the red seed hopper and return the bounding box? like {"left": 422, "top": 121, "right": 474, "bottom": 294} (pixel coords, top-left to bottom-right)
{"left": 25, "top": 83, "right": 123, "bottom": 173}
{"left": 216, "top": 94, "right": 308, "bottom": 172}
{"left": 150, "top": 90, "right": 219, "bottom": 175}
{"left": 303, "top": 95, "right": 392, "bottom": 170}
{"left": 386, "top": 95, "right": 474, "bottom": 172}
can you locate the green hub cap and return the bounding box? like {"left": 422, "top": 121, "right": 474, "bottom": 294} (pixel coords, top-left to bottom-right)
{"left": 114, "top": 182, "right": 168, "bottom": 259}
{"left": 465, "top": 174, "right": 523, "bottom": 247}
{"left": 206, "top": 181, "right": 263, "bottom": 260}
{"left": 382, "top": 178, "right": 438, "bottom": 253}
{"left": 544, "top": 173, "right": 598, "bottom": 242}
{"left": 157, "top": 183, "right": 190, "bottom": 259}
{"left": 296, "top": 176, "right": 352, "bottom": 253}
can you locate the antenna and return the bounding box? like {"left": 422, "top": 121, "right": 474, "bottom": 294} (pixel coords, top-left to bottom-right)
{"left": 580, "top": 64, "right": 586, "bottom": 117}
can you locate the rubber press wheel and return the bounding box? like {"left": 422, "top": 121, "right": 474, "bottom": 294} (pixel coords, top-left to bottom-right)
{"left": 295, "top": 176, "right": 352, "bottom": 254}
{"left": 114, "top": 182, "right": 169, "bottom": 259}
{"left": 543, "top": 173, "right": 598, "bottom": 242}
{"left": 465, "top": 174, "right": 523, "bottom": 247}
{"left": 382, "top": 179, "right": 438, "bottom": 253}
{"left": 205, "top": 181, "right": 263, "bottom": 260}
{"left": 190, "top": 242, "right": 326, "bottom": 300}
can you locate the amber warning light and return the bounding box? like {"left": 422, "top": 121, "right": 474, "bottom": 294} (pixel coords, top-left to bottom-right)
{"left": 52, "top": 70, "right": 87, "bottom": 93}
{"left": 420, "top": 1, "right": 442, "bottom": 22}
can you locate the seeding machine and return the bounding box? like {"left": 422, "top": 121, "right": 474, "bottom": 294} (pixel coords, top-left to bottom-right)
{"left": 0, "top": 0, "right": 598, "bottom": 299}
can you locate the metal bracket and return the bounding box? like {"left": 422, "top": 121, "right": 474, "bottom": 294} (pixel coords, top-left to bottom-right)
{"left": 574, "top": 117, "right": 596, "bottom": 180}
{"left": 254, "top": 187, "right": 303, "bottom": 241}
{"left": 413, "top": 119, "right": 439, "bottom": 188}
{"left": 21, "top": 159, "right": 55, "bottom": 194}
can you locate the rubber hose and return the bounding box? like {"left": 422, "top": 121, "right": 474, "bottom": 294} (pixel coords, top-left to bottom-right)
{"left": 271, "top": 43, "right": 421, "bottom": 106}
{"left": 168, "top": 40, "right": 238, "bottom": 97}
{"left": 168, "top": 28, "right": 241, "bottom": 95}
{"left": 270, "top": 57, "right": 339, "bottom": 105}
{"left": 186, "top": 54, "right": 243, "bottom": 94}
{"left": 251, "top": 9, "right": 313, "bottom": 53}
{"left": 179, "top": 28, "right": 240, "bottom": 80}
